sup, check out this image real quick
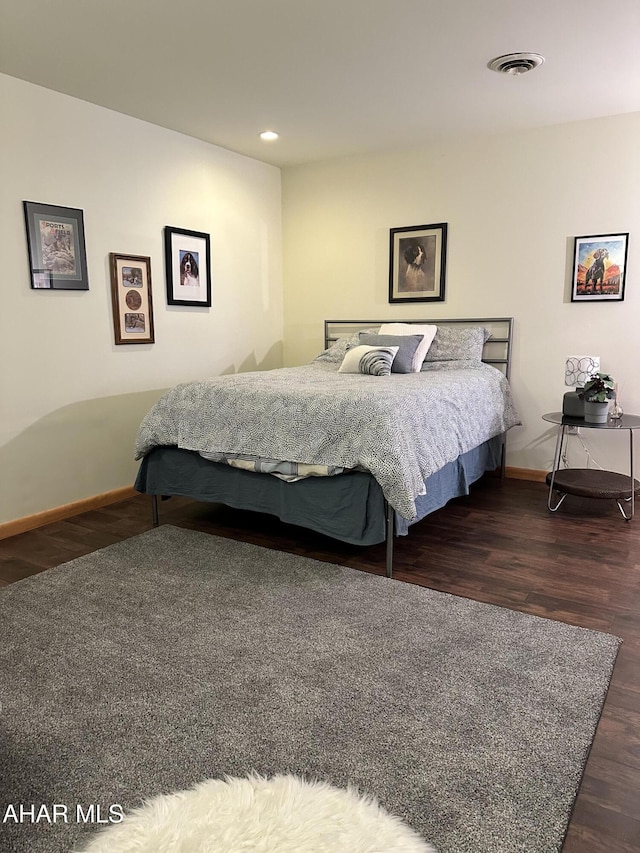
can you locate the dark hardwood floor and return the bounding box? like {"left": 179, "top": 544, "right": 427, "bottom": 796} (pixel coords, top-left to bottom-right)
{"left": 1, "top": 477, "right": 638, "bottom": 851}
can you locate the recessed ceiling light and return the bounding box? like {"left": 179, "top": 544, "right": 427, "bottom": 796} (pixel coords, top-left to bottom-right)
{"left": 487, "top": 53, "right": 545, "bottom": 76}
{"left": 260, "top": 130, "right": 279, "bottom": 141}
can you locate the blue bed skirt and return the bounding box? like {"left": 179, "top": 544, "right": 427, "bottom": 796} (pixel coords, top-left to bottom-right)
{"left": 134, "top": 437, "right": 502, "bottom": 547}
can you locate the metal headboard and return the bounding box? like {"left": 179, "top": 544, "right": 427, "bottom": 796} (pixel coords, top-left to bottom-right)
{"left": 324, "top": 317, "right": 514, "bottom": 379}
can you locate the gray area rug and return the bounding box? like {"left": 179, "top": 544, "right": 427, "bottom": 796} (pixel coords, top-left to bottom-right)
{"left": 0, "top": 525, "right": 620, "bottom": 853}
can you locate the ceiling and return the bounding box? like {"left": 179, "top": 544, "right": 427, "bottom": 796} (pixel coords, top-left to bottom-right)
{"left": 2, "top": 0, "right": 639, "bottom": 168}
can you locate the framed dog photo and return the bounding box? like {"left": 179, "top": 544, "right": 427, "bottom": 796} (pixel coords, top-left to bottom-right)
{"left": 571, "top": 232, "right": 629, "bottom": 302}
{"left": 164, "top": 226, "right": 211, "bottom": 307}
{"left": 109, "top": 253, "right": 155, "bottom": 345}
{"left": 23, "top": 201, "right": 89, "bottom": 290}
{"left": 389, "top": 222, "right": 447, "bottom": 303}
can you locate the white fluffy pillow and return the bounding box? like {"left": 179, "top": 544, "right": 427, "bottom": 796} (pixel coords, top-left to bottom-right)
{"left": 338, "top": 345, "right": 399, "bottom": 376}
{"left": 378, "top": 323, "right": 437, "bottom": 370}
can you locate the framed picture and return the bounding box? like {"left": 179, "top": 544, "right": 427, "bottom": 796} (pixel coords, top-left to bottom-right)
{"left": 109, "top": 253, "right": 155, "bottom": 345}
{"left": 389, "top": 222, "right": 447, "bottom": 303}
{"left": 23, "top": 201, "right": 89, "bottom": 290}
{"left": 164, "top": 226, "right": 211, "bottom": 307}
{"left": 571, "top": 232, "right": 628, "bottom": 302}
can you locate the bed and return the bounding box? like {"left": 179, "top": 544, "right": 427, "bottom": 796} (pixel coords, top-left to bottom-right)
{"left": 134, "top": 318, "right": 519, "bottom": 577}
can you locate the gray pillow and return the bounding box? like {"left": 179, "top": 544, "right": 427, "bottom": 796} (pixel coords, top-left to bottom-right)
{"left": 359, "top": 333, "right": 424, "bottom": 373}
{"left": 313, "top": 328, "right": 380, "bottom": 363}
{"left": 421, "top": 359, "right": 485, "bottom": 371}
{"left": 423, "top": 325, "right": 490, "bottom": 363}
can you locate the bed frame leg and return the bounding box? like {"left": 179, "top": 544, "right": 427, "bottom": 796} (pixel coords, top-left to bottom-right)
{"left": 151, "top": 494, "right": 159, "bottom": 527}
{"left": 385, "top": 501, "right": 394, "bottom": 579}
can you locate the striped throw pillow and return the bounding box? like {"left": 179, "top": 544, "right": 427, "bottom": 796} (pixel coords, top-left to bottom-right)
{"left": 338, "top": 345, "right": 399, "bottom": 376}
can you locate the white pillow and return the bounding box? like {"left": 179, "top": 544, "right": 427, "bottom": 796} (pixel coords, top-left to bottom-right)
{"left": 338, "top": 345, "right": 399, "bottom": 376}
{"left": 378, "top": 323, "right": 437, "bottom": 370}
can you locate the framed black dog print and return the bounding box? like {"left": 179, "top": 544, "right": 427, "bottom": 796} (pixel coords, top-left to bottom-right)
{"left": 571, "top": 232, "right": 628, "bottom": 302}
{"left": 389, "top": 222, "right": 447, "bottom": 303}
{"left": 23, "top": 201, "right": 89, "bottom": 290}
{"left": 164, "top": 226, "right": 212, "bottom": 307}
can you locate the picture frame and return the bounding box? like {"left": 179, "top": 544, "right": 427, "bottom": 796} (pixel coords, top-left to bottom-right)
{"left": 571, "top": 232, "right": 628, "bottom": 302}
{"left": 109, "top": 253, "right": 155, "bottom": 345}
{"left": 389, "top": 222, "right": 447, "bottom": 303}
{"left": 164, "top": 226, "right": 211, "bottom": 307}
{"left": 23, "top": 201, "right": 89, "bottom": 290}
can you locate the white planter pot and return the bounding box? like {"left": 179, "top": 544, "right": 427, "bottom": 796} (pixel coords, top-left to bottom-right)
{"left": 583, "top": 400, "right": 610, "bottom": 423}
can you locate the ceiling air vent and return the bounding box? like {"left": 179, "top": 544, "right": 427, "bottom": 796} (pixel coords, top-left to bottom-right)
{"left": 487, "top": 53, "right": 545, "bottom": 76}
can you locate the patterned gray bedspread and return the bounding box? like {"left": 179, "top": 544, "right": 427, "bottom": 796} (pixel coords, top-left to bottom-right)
{"left": 134, "top": 361, "right": 520, "bottom": 520}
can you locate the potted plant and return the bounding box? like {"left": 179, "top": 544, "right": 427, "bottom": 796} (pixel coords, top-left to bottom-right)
{"left": 580, "top": 372, "right": 615, "bottom": 423}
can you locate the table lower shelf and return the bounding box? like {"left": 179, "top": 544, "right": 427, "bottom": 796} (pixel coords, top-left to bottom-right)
{"left": 546, "top": 468, "right": 640, "bottom": 500}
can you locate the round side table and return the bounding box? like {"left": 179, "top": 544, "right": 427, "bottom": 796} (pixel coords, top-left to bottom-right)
{"left": 542, "top": 412, "right": 640, "bottom": 520}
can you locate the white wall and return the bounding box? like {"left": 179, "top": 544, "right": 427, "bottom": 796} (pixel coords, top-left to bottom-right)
{"left": 3, "top": 72, "right": 638, "bottom": 526}
{"left": 282, "top": 113, "right": 640, "bottom": 477}
{"left": 0, "top": 74, "right": 283, "bottom": 525}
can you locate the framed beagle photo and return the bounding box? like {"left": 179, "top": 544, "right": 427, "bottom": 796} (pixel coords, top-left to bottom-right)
{"left": 164, "top": 226, "right": 212, "bottom": 307}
